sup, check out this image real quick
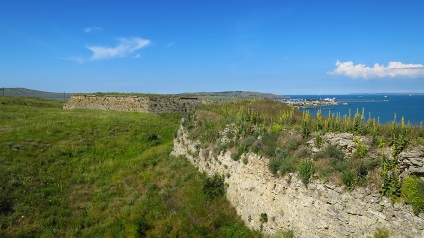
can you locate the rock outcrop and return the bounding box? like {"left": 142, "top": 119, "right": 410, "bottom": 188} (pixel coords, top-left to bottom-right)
{"left": 172, "top": 126, "right": 424, "bottom": 237}
{"left": 63, "top": 95, "right": 202, "bottom": 113}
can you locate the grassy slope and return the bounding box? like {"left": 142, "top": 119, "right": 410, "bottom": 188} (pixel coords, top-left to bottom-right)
{"left": 2, "top": 88, "right": 74, "bottom": 101}
{"left": 0, "top": 97, "right": 257, "bottom": 237}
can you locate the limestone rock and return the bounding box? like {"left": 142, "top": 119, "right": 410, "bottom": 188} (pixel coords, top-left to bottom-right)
{"left": 172, "top": 127, "right": 424, "bottom": 238}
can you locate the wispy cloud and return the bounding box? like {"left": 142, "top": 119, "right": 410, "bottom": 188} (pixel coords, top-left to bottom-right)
{"left": 166, "top": 41, "right": 174, "bottom": 48}
{"left": 83, "top": 27, "right": 101, "bottom": 33}
{"left": 87, "top": 37, "right": 150, "bottom": 61}
{"left": 59, "top": 56, "right": 85, "bottom": 64}
{"left": 329, "top": 60, "right": 424, "bottom": 79}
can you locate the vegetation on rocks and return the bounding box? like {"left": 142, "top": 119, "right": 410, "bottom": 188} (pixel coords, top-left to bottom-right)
{"left": 183, "top": 99, "right": 424, "bottom": 211}
{"left": 0, "top": 97, "right": 257, "bottom": 237}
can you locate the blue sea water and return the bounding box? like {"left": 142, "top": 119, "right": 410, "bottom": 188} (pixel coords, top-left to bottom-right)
{"left": 288, "top": 94, "right": 424, "bottom": 125}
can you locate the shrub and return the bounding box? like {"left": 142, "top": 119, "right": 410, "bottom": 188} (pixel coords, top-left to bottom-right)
{"left": 314, "top": 144, "right": 344, "bottom": 160}
{"left": 270, "top": 124, "right": 283, "bottom": 134}
{"left": 281, "top": 229, "right": 294, "bottom": 238}
{"left": 260, "top": 133, "right": 278, "bottom": 157}
{"left": 401, "top": 176, "right": 424, "bottom": 214}
{"left": 202, "top": 174, "right": 226, "bottom": 200}
{"left": 285, "top": 138, "right": 300, "bottom": 152}
{"left": 342, "top": 170, "right": 354, "bottom": 189}
{"left": 231, "top": 151, "right": 241, "bottom": 161}
{"left": 295, "top": 146, "right": 311, "bottom": 158}
{"left": 298, "top": 160, "right": 315, "bottom": 185}
{"left": 372, "top": 227, "right": 390, "bottom": 238}
{"left": 243, "top": 136, "right": 256, "bottom": 147}
{"left": 269, "top": 158, "right": 282, "bottom": 175}
{"left": 275, "top": 148, "right": 289, "bottom": 159}
{"left": 280, "top": 157, "right": 296, "bottom": 176}
{"left": 259, "top": 213, "right": 268, "bottom": 223}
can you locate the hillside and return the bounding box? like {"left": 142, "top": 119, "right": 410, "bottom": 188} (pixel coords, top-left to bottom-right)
{"left": 1, "top": 88, "right": 74, "bottom": 102}
{"left": 0, "top": 97, "right": 257, "bottom": 237}
{"left": 179, "top": 91, "right": 288, "bottom": 100}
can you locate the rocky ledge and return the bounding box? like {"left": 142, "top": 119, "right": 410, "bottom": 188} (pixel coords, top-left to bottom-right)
{"left": 172, "top": 126, "right": 424, "bottom": 238}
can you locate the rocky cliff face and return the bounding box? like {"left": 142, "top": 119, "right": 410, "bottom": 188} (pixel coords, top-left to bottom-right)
{"left": 172, "top": 125, "right": 424, "bottom": 237}
{"left": 63, "top": 95, "right": 201, "bottom": 113}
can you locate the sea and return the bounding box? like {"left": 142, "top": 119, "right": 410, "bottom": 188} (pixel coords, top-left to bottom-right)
{"left": 287, "top": 94, "right": 424, "bottom": 125}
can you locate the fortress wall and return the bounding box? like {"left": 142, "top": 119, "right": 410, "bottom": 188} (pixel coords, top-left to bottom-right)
{"left": 63, "top": 95, "right": 201, "bottom": 113}
{"left": 172, "top": 125, "right": 424, "bottom": 238}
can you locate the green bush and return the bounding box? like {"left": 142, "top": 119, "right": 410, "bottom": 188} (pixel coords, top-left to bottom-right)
{"left": 401, "top": 176, "right": 424, "bottom": 214}
{"left": 259, "top": 213, "right": 268, "bottom": 223}
{"left": 285, "top": 138, "right": 300, "bottom": 152}
{"left": 280, "top": 157, "right": 297, "bottom": 176}
{"left": 342, "top": 170, "right": 354, "bottom": 189}
{"left": 270, "top": 124, "right": 283, "bottom": 134}
{"left": 275, "top": 148, "right": 289, "bottom": 159}
{"left": 298, "top": 160, "right": 315, "bottom": 185}
{"left": 231, "top": 151, "right": 241, "bottom": 161}
{"left": 281, "top": 229, "right": 294, "bottom": 238}
{"left": 260, "top": 133, "right": 278, "bottom": 157}
{"left": 202, "top": 174, "right": 226, "bottom": 200}
{"left": 372, "top": 227, "right": 390, "bottom": 238}
{"left": 269, "top": 158, "right": 282, "bottom": 175}
{"left": 314, "top": 144, "right": 344, "bottom": 160}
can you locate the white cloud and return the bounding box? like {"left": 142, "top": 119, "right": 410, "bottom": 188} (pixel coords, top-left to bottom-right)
{"left": 83, "top": 27, "right": 101, "bottom": 33}
{"left": 87, "top": 37, "right": 150, "bottom": 60}
{"left": 329, "top": 60, "right": 424, "bottom": 79}
{"left": 59, "top": 56, "right": 85, "bottom": 64}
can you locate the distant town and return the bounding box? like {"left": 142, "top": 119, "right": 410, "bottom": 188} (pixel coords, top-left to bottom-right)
{"left": 281, "top": 97, "right": 342, "bottom": 109}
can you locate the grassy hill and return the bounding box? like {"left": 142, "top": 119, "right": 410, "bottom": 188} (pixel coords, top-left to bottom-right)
{"left": 0, "top": 97, "right": 258, "bottom": 237}
{"left": 1, "top": 88, "right": 74, "bottom": 102}
{"left": 180, "top": 91, "right": 288, "bottom": 100}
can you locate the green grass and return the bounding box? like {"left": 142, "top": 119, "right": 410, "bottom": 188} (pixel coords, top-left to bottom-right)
{"left": 0, "top": 97, "right": 258, "bottom": 237}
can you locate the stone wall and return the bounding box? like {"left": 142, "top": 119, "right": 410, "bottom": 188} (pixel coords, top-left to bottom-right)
{"left": 172, "top": 125, "right": 424, "bottom": 238}
{"left": 63, "top": 95, "right": 202, "bottom": 113}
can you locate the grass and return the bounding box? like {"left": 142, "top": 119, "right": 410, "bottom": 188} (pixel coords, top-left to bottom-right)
{"left": 0, "top": 96, "right": 258, "bottom": 237}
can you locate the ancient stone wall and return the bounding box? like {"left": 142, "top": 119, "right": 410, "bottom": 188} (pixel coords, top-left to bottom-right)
{"left": 172, "top": 125, "right": 424, "bottom": 238}
{"left": 63, "top": 95, "right": 201, "bottom": 113}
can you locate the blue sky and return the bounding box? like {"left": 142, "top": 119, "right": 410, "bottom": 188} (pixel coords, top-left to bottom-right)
{"left": 1, "top": 0, "right": 424, "bottom": 95}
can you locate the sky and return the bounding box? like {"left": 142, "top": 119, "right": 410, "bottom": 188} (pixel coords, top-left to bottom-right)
{"left": 1, "top": 0, "right": 424, "bottom": 95}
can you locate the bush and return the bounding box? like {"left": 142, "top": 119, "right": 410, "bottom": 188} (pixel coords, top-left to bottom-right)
{"left": 275, "top": 148, "right": 289, "bottom": 159}
{"left": 260, "top": 133, "right": 278, "bottom": 157}
{"left": 270, "top": 124, "right": 283, "bottom": 134}
{"left": 202, "top": 174, "right": 226, "bottom": 200}
{"left": 285, "top": 138, "right": 300, "bottom": 152}
{"left": 298, "top": 160, "right": 315, "bottom": 185}
{"left": 342, "top": 170, "right": 354, "bottom": 189}
{"left": 259, "top": 213, "right": 268, "bottom": 223}
{"left": 372, "top": 227, "right": 390, "bottom": 238}
{"left": 280, "top": 157, "right": 296, "bottom": 176}
{"left": 281, "top": 229, "right": 294, "bottom": 238}
{"left": 295, "top": 146, "right": 311, "bottom": 158}
{"left": 269, "top": 158, "right": 282, "bottom": 175}
{"left": 231, "top": 151, "right": 241, "bottom": 161}
{"left": 314, "top": 144, "right": 344, "bottom": 160}
{"left": 401, "top": 176, "right": 424, "bottom": 214}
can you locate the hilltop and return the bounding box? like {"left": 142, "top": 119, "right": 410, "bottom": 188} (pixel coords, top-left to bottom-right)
{"left": 1, "top": 88, "right": 74, "bottom": 102}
